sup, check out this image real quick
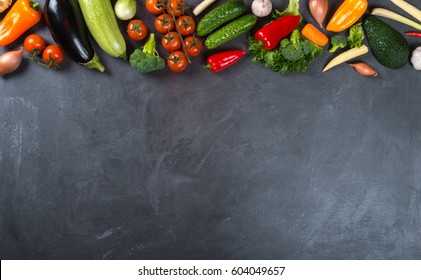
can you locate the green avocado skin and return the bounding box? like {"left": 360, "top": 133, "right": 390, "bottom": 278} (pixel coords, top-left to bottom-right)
{"left": 362, "top": 15, "right": 410, "bottom": 69}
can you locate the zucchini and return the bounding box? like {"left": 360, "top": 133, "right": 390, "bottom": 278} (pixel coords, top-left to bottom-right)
{"left": 44, "top": 0, "right": 105, "bottom": 72}
{"left": 78, "top": 0, "right": 126, "bottom": 59}
{"left": 205, "top": 14, "right": 256, "bottom": 50}
{"left": 197, "top": 0, "right": 246, "bottom": 37}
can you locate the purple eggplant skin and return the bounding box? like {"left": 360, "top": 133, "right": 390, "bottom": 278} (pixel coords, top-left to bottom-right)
{"left": 44, "top": 0, "right": 105, "bottom": 71}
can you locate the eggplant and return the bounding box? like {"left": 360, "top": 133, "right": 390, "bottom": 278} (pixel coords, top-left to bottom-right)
{"left": 44, "top": 0, "right": 105, "bottom": 72}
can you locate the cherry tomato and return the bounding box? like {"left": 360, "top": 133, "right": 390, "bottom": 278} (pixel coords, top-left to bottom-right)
{"left": 42, "top": 45, "right": 64, "bottom": 68}
{"left": 167, "top": 51, "right": 188, "bottom": 72}
{"left": 162, "top": 32, "right": 182, "bottom": 52}
{"left": 146, "top": 0, "right": 165, "bottom": 15}
{"left": 184, "top": 36, "right": 203, "bottom": 57}
{"left": 176, "top": 16, "right": 196, "bottom": 36}
{"left": 167, "top": 0, "right": 185, "bottom": 17}
{"left": 154, "top": 14, "right": 175, "bottom": 34}
{"left": 127, "top": 20, "right": 148, "bottom": 41}
{"left": 24, "top": 34, "right": 46, "bottom": 56}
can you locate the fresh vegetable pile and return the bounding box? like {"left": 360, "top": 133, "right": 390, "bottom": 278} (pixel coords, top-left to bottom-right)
{"left": 248, "top": 0, "right": 324, "bottom": 74}
{"left": 1, "top": 0, "right": 421, "bottom": 76}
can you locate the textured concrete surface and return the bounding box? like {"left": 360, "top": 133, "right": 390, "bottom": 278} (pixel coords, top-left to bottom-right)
{"left": 1, "top": 0, "right": 421, "bottom": 259}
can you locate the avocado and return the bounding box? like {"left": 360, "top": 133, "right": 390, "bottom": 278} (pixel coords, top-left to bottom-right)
{"left": 362, "top": 15, "right": 410, "bottom": 69}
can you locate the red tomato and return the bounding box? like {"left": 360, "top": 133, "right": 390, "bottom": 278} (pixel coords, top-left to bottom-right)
{"left": 154, "top": 14, "right": 175, "bottom": 34}
{"left": 184, "top": 36, "right": 203, "bottom": 57}
{"left": 167, "top": 51, "right": 188, "bottom": 72}
{"left": 146, "top": 0, "right": 165, "bottom": 15}
{"left": 127, "top": 20, "right": 148, "bottom": 41}
{"left": 162, "top": 32, "right": 182, "bottom": 52}
{"left": 42, "top": 45, "right": 64, "bottom": 68}
{"left": 166, "top": 0, "right": 185, "bottom": 17}
{"left": 176, "top": 16, "right": 196, "bottom": 36}
{"left": 24, "top": 34, "right": 46, "bottom": 55}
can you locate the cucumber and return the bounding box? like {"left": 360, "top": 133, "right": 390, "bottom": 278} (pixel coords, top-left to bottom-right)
{"left": 78, "top": 0, "right": 126, "bottom": 59}
{"left": 205, "top": 14, "right": 256, "bottom": 49}
{"left": 197, "top": 0, "right": 246, "bottom": 37}
{"left": 362, "top": 15, "right": 409, "bottom": 69}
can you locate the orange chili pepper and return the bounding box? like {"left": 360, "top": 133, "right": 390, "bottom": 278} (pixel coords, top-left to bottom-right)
{"left": 301, "top": 23, "right": 329, "bottom": 47}
{"left": 326, "top": 0, "right": 368, "bottom": 32}
{"left": 0, "top": 0, "right": 42, "bottom": 47}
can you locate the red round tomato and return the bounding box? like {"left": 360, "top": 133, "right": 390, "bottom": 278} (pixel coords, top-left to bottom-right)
{"left": 42, "top": 45, "right": 64, "bottom": 68}
{"left": 127, "top": 20, "right": 148, "bottom": 41}
{"left": 184, "top": 36, "right": 203, "bottom": 57}
{"left": 166, "top": 0, "right": 185, "bottom": 17}
{"left": 24, "top": 34, "right": 46, "bottom": 55}
{"left": 167, "top": 51, "right": 188, "bottom": 72}
{"left": 154, "top": 14, "right": 175, "bottom": 34}
{"left": 176, "top": 16, "right": 196, "bottom": 36}
{"left": 162, "top": 32, "right": 182, "bottom": 52}
{"left": 146, "top": 0, "right": 165, "bottom": 15}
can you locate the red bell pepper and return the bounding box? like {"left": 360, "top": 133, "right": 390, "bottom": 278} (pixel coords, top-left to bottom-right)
{"left": 254, "top": 15, "right": 301, "bottom": 50}
{"left": 205, "top": 50, "right": 246, "bottom": 72}
{"left": 406, "top": 31, "right": 421, "bottom": 38}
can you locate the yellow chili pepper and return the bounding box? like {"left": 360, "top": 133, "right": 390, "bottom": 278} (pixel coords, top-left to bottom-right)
{"left": 326, "top": 0, "right": 368, "bottom": 32}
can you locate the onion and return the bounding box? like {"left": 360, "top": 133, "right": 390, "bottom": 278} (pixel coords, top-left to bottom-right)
{"left": 348, "top": 63, "right": 378, "bottom": 77}
{"left": 0, "top": 47, "right": 24, "bottom": 76}
{"left": 0, "top": 0, "right": 12, "bottom": 13}
{"left": 114, "top": 0, "right": 136, "bottom": 21}
{"left": 309, "top": 0, "right": 328, "bottom": 28}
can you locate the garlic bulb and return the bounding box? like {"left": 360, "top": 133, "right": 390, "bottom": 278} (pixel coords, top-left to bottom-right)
{"left": 411, "top": 46, "right": 421, "bottom": 70}
{"left": 251, "top": 0, "right": 273, "bottom": 18}
{"left": 0, "top": 0, "right": 12, "bottom": 13}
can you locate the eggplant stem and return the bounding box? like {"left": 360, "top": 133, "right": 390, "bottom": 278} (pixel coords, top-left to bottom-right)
{"left": 84, "top": 52, "right": 105, "bottom": 72}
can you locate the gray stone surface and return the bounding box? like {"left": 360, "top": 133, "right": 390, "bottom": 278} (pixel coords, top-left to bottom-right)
{"left": 1, "top": 0, "right": 421, "bottom": 259}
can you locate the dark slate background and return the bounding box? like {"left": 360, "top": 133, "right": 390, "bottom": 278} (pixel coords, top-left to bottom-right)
{"left": 1, "top": 0, "right": 421, "bottom": 259}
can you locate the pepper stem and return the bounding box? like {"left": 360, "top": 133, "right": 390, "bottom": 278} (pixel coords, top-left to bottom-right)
{"left": 30, "top": 1, "right": 40, "bottom": 10}
{"left": 204, "top": 64, "right": 211, "bottom": 69}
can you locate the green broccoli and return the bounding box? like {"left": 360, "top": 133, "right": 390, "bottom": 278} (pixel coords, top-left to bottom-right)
{"left": 281, "top": 30, "right": 304, "bottom": 62}
{"left": 329, "top": 35, "right": 348, "bottom": 53}
{"left": 348, "top": 23, "right": 364, "bottom": 49}
{"left": 130, "top": 33, "right": 165, "bottom": 73}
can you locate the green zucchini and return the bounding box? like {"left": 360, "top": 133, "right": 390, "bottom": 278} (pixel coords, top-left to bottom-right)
{"left": 78, "top": 0, "right": 126, "bottom": 59}
{"left": 205, "top": 14, "right": 256, "bottom": 49}
{"left": 197, "top": 0, "right": 246, "bottom": 37}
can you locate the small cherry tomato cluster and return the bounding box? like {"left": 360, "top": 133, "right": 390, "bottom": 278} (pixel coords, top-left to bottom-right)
{"left": 24, "top": 34, "right": 64, "bottom": 68}
{"left": 146, "top": 0, "right": 203, "bottom": 72}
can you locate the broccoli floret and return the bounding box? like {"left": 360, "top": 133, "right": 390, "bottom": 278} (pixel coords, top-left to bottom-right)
{"left": 281, "top": 30, "right": 304, "bottom": 61}
{"left": 348, "top": 23, "right": 364, "bottom": 49}
{"left": 329, "top": 35, "right": 347, "bottom": 53}
{"left": 130, "top": 33, "right": 165, "bottom": 73}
